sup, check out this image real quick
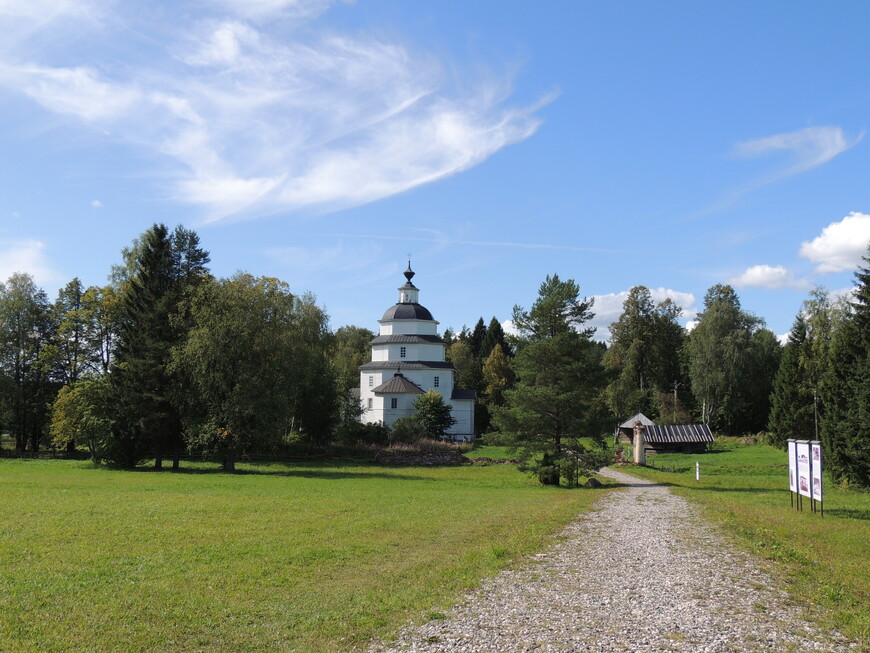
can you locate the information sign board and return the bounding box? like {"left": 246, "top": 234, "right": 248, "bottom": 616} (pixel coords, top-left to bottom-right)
{"left": 796, "top": 440, "right": 811, "bottom": 499}
{"left": 810, "top": 441, "right": 823, "bottom": 501}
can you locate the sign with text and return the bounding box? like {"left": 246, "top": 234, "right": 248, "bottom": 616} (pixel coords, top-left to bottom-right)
{"left": 796, "top": 440, "right": 811, "bottom": 499}
{"left": 810, "top": 441, "right": 823, "bottom": 501}
{"left": 788, "top": 439, "right": 797, "bottom": 494}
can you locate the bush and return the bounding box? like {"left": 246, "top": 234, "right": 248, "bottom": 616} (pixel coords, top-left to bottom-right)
{"left": 389, "top": 418, "right": 427, "bottom": 446}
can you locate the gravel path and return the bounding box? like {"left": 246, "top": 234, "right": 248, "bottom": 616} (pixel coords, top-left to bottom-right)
{"left": 371, "top": 468, "right": 855, "bottom": 652}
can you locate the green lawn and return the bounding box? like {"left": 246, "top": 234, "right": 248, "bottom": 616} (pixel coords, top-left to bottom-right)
{"left": 622, "top": 439, "right": 870, "bottom": 648}
{"left": 0, "top": 448, "right": 609, "bottom": 652}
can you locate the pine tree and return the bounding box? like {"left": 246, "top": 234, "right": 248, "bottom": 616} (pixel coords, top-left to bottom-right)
{"left": 494, "top": 274, "right": 608, "bottom": 485}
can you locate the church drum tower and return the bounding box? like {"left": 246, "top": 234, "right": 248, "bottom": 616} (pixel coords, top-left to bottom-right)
{"left": 358, "top": 265, "right": 475, "bottom": 440}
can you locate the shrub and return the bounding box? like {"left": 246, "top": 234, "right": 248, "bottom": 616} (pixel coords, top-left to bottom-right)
{"left": 389, "top": 418, "right": 427, "bottom": 445}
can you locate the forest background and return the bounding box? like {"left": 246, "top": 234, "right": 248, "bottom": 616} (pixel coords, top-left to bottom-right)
{"left": 1, "top": 223, "right": 868, "bottom": 488}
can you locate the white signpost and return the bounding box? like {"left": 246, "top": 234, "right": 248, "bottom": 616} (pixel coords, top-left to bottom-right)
{"left": 810, "top": 440, "right": 824, "bottom": 516}
{"left": 788, "top": 438, "right": 823, "bottom": 516}
{"left": 796, "top": 440, "right": 811, "bottom": 499}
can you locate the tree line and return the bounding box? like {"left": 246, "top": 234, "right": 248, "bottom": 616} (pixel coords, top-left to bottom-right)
{"left": 2, "top": 224, "right": 868, "bottom": 486}
{"left": 470, "top": 258, "right": 869, "bottom": 488}
{"left": 1, "top": 224, "right": 338, "bottom": 470}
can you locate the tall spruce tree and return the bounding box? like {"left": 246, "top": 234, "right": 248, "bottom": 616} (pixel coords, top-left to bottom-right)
{"left": 109, "top": 224, "right": 210, "bottom": 468}
{"left": 768, "top": 317, "right": 814, "bottom": 447}
{"left": 820, "top": 247, "right": 870, "bottom": 487}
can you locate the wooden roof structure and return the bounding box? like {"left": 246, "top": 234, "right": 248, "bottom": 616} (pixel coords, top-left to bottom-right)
{"left": 644, "top": 423, "right": 714, "bottom": 444}
{"left": 618, "top": 413, "right": 654, "bottom": 429}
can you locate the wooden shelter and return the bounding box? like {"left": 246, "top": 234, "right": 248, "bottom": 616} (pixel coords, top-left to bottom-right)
{"left": 614, "top": 413, "right": 654, "bottom": 445}
{"left": 615, "top": 414, "right": 714, "bottom": 454}
{"left": 642, "top": 424, "right": 714, "bottom": 454}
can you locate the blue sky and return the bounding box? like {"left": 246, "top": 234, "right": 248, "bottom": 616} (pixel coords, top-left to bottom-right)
{"left": 2, "top": 0, "right": 870, "bottom": 340}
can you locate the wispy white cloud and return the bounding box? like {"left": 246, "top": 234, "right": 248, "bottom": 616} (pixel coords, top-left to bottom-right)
{"left": 0, "top": 239, "right": 61, "bottom": 286}
{"left": 729, "top": 264, "right": 810, "bottom": 290}
{"left": 211, "top": 0, "right": 338, "bottom": 22}
{"left": 0, "top": 2, "right": 549, "bottom": 222}
{"left": 8, "top": 64, "right": 140, "bottom": 122}
{"left": 693, "top": 126, "right": 861, "bottom": 218}
{"left": 90, "top": 199, "right": 102, "bottom": 208}
{"left": 734, "top": 126, "right": 861, "bottom": 181}
{"left": 799, "top": 212, "right": 870, "bottom": 273}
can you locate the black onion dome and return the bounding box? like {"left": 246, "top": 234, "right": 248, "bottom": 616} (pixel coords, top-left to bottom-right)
{"left": 381, "top": 303, "right": 434, "bottom": 321}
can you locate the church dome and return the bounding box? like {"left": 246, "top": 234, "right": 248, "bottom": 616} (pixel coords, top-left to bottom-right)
{"left": 380, "top": 263, "right": 434, "bottom": 321}
{"left": 381, "top": 303, "right": 434, "bottom": 321}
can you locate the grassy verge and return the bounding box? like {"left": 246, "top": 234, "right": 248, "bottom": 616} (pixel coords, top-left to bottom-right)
{"left": 619, "top": 439, "right": 870, "bottom": 648}
{"left": 0, "top": 447, "right": 610, "bottom": 652}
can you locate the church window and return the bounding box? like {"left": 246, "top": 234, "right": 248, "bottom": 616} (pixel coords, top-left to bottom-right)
{"left": 391, "top": 398, "right": 398, "bottom": 409}
{"left": 368, "top": 376, "right": 373, "bottom": 387}
{"left": 367, "top": 398, "right": 372, "bottom": 410}
{"left": 434, "top": 376, "right": 440, "bottom": 388}
{"left": 400, "top": 346, "right": 406, "bottom": 358}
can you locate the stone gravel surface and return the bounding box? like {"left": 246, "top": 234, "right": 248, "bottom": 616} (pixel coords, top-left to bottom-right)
{"left": 370, "top": 467, "right": 855, "bottom": 652}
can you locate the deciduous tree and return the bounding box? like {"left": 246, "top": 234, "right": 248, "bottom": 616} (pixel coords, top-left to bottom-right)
{"left": 172, "top": 274, "right": 336, "bottom": 470}
{"left": 0, "top": 273, "right": 55, "bottom": 451}
{"left": 412, "top": 390, "right": 456, "bottom": 439}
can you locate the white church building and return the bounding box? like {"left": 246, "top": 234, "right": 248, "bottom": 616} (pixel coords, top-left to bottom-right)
{"left": 358, "top": 265, "right": 476, "bottom": 440}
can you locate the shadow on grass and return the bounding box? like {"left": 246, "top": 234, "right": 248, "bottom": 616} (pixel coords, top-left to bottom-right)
{"left": 113, "top": 464, "right": 435, "bottom": 482}
{"left": 825, "top": 508, "right": 870, "bottom": 521}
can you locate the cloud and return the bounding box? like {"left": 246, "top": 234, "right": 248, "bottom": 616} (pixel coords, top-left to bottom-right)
{"left": 90, "top": 199, "right": 102, "bottom": 208}
{"left": 0, "top": 239, "right": 61, "bottom": 286}
{"left": 734, "top": 126, "right": 861, "bottom": 181}
{"left": 8, "top": 64, "right": 141, "bottom": 123}
{"left": 799, "top": 212, "right": 870, "bottom": 273}
{"left": 589, "top": 287, "right": 697, "bottom": 342}
{"left": 212, "top": 0, "right": 337, "bottom": 22}
{"left": 694, "top": 126, "right": 862, "bottom": 218}
{"left": 729, "top": 264, "right": 810, "bottom": 290}
{"left": 0, "top": 3, "right": 549, "bottom": 222}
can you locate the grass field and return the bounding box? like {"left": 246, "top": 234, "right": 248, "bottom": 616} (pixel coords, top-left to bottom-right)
{"left": 0, "top": 447, "right": 610, "bottom": 652}
{"left": 622, "top": 439, "right": 870, "bottom": 648}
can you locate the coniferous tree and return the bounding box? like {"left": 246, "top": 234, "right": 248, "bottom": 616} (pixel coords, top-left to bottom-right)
{"left": 109, "top": 224, "right": 210, "bottom": 468}
{"left": 481, "top": 317, "right": 510, "bottom": 359}
{"left": 768, "top": 316, "right": 814, "bottom": 447}
{"left": 469, "top": 318, "right": 486, "bottom": 359}
{"left": 494, "top": 274, "right": 609, "bottom": 485}
{"left": 820, "top": 247, "right": 870, "bottom": 487}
